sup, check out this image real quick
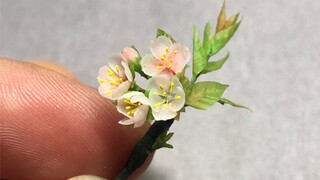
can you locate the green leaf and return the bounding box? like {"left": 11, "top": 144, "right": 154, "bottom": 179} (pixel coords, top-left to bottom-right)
{"left": 186, "top": 81, "right": 229, "bottom": 110}
{"left": 192, "top": 26, "right": 207, "bottom": 81}
{"left": 202, "top": 52, "right": 229, "bottom": 74}
{"left": 208, "top": 21, "right": 241, "bottom": 56}
{"left": 203, "top": 22, "right": 212, "bottom": 55}
{"left": 176, "top": 73, "right": 190, "bottom": 93}
{"left": 156, "top": 29, "right": 176, "bottom": 43}
{"left": 146, "top": 107, "right": 154, "bottom": 122}
{"left": 164, "top": 132, "right": 174, "bottom": 141}
{"left": 152, "top": 132, "right": 174, "bottom": 149}
{"left": 227, "top": 13, "right": 240, "bottom": 27}
{"left": 219, "top": 98, "right": 252, "bottom": 111}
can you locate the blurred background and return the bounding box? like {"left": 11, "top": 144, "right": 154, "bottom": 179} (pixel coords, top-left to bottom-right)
{"left": 1, "top": 0, "right": 319, "bottom": 179}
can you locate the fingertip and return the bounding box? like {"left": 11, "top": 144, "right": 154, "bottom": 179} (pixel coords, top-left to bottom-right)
{"left": 29, "top": 60, "right": 77, "bottom": 79}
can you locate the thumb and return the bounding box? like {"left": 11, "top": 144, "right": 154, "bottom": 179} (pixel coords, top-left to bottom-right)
{"left": 0, "top": 58, "right": 151, "bottom": 179}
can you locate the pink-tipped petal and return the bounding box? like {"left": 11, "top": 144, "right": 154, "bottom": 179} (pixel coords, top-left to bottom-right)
{"left": 121, "top": 61, "right": 133, "bottom": 81}
{"left": 121, "top": 47, "right": 139, "bottom": 61}
{"left": 108, "top": 54, "right": 126, "bottom": 77}
{"left": 141, "top": 54, "right": 163, "bottom": 76}
{"left": 98, "top": 83, "right": 116, "bottom": 100}
{"left": 151, "top": 36, "right": 172, "bottom": 59}
{"left": 98, "top": 66, "right": 112, "bottom": 81}
{"left": 112, "top": 81, "right": 131, "bottom": 99}
{"left": 170, "top": 43, "right": 191, "bottom": 73}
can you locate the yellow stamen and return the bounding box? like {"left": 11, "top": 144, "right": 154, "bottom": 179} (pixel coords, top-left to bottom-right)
{"left": 169, "top": 102, "right": 173, "bottom": 106}
{"left": 175, "top": 95, "right": 181, "bottom": 99}
{"left": 174, "top": 50, "right": 177, "bottom": 54}
{"left": 153, "top": 101, "right": 165, "bottom": 108}
{"left": 165, "top": 46, "right": 169, "bottom": 52}
{"left": 108, "top": 68, "right": 115, "bottom": 77}
{"left": 107, "top": 90, "right": 113, "bottom": 94}
{"left": 98, "top": 78, "right": 107, "bottom": 83}
{"left": 110, "top": 81, "right": 119, "bottom": 85}
{"left": 127, "top": 109, "right": 136, "bottom": 115}
{"left": 115, "top": 65, "right": 120, "bottom": 74}
{"left": 126, "top": 106, "right": 131, "bottom": 110}
{"left": 124, "top": 99, "right": 136, "bottom": 106}
{"left": 156, "top": 65, "right": 164, "bottom": 69}
{"left": 163, "top": 103, "right": 168, "bottom": 109}
{"left": 153, "top": 92, "right": 159, "bottom": 95}
{"left": 159, "top": 84, "right": 165, "bottom": 91}
{"left": 170, "top": 82, "right": 174, "bottom": 93}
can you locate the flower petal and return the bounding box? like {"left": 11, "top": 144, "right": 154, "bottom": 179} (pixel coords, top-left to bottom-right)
{"left": 116, "top": 96, "right": 132, "bottom": 118}
{"left": 112, "top": 81, "right": 131, "bottom": 99}
{"left": 121, "top": 61, "right": 133, "bottom": 81}
{"left": 169, "top": 43, "right": 191, "bottom": 73}
{"left": 146, "top": 73, "right": 171, "bottom": 90}
{"left": 148, "top": 88, "right": 164, "bottom": 112}
{"left": 98, "top": 83, "right": 116, "bottom": 100}
{"left": 130, "top": 92, "right": 150, "bottom": 105}
{"left": 172, "top": 87, "right": 185, "bottom": 111}
{"left": 151, "top": 36, "right": 172, "bottom": 59}
{"left": 152, "top": 107, "right": 177, "bottom": 120}
{"left": 118, "top": 118, "right": 134, "bottom": 125}
{"left": 108, "top": 54, "right": 126, "bottom": 78}
{"left": 141, "top": 54, "right": 163, "bottom": 76}
{"left": 171, "top": 76, "right": 186, "bottom": 111}
{"left": 133, "top": 105, "right": 149, "bottom": 127}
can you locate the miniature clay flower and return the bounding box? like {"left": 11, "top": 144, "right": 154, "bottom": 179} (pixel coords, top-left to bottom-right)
{"left": 117, "top": 91, "right": 150, "bottom": 128}
{"left": 121, "top": 47, "right": 139, "bottom": 62}
{"left": 141, "top": 36, "right": 190, "bottom": 76}
{"left": 98, "top": 54, "right": 133, "bottom": 100}
{"left": 147, "top": 74, "right": 185, "bottom": 120}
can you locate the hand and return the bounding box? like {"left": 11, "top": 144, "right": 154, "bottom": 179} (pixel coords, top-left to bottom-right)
{"left": 0, "top": 58, "right": 152, "bottom": 179}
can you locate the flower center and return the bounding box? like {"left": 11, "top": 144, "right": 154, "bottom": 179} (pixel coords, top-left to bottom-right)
{"left": 98, "top": 65, "right": 125, "bottom": 86}
{"left": 107, "top": 65, "right": 125, "bottom": 85}
{"left": 124, "top": 98, "right": 142, "bottom": 115}
{"left": 156, "top": 46, "right": 177, "bottom": 70}
{"left": 153, "top": 82, "right": 181, "bottom": 109}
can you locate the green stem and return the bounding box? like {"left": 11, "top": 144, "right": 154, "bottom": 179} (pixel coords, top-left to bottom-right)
{"left": 116, "top": 119, "right": 174, "bottom": 180}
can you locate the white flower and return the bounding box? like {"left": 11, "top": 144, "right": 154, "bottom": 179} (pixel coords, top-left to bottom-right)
{"left": 147, "top": 74, "right": 185, "bottom": 120}
{"left": 97, "top": 54, "right": 133, "bottom": 100}
{"left": 117, "top": 92, "right": 150, "bottom": 128}
{"left": 141, "top": 36, "right": 190, "bottom": 76}
{"left": 121, "top": 47, "right": 139, "bottom": 62}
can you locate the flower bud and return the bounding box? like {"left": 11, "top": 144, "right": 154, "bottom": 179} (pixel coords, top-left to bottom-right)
{"left": 121, "top": 47, "right": 139, "bottom": 62}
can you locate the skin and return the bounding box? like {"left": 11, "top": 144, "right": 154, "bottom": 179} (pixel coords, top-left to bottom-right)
{"left": 0, "top": 58, "right": 151, "bottom": 180}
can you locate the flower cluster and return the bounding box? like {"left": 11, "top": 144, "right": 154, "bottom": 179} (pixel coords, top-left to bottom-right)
{"left": 98, "top": 36, "right": 190, "bottom": 127}
{"left": 98, "top": 5, "right": 246, "bottom": 128}
{"left": 98, "top": 3, "right": 248, "bottom": 179}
